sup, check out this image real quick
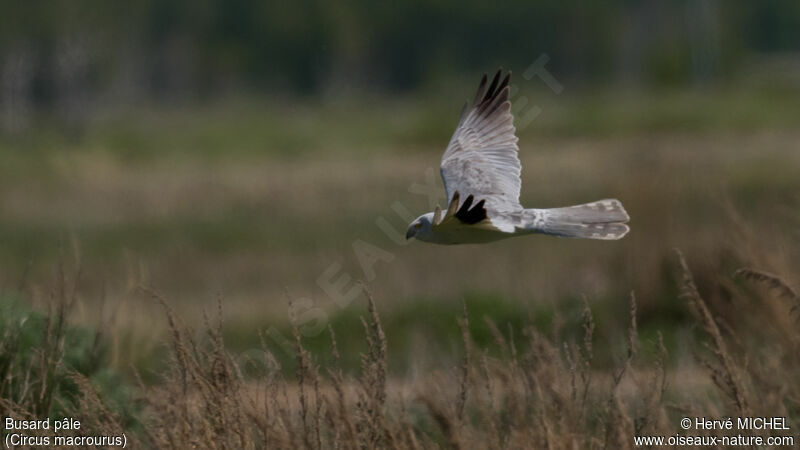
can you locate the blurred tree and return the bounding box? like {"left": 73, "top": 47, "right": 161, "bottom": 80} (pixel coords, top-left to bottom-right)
{"left": 0, "top": 0, "right": 798, "bottom": 129}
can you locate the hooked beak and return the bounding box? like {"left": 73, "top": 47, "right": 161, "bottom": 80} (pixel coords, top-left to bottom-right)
{"left": 406, "top": 227, "right": 414, "bottom": 240}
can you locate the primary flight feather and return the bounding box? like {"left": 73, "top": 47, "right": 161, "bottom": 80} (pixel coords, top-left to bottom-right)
{"left": 406, "top": 69, "right": 630, "bottom": 245}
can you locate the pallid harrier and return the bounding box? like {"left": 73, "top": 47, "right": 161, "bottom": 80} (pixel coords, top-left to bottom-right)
{"left": 406, "top": 69, "right": 629, "bottom": 245}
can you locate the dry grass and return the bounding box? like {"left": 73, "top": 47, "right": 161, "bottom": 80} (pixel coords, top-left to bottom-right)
{"left": 3, "top": 247, "right": 799, "bottom": 449}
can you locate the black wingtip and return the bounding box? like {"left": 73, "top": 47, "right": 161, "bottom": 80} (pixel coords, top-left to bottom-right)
{"left": 474, "top": 68, "right": 512, "bottom": 111}
{"left": 482, "top": 70, "right": 502, "bottom": 104}
{"left": 455, "top": 194, "right": 488, "bottom": 225}
{"left": 473, "top": 73, "right": 489, "bottom": 106}
{"left": 500, "top": 71, "right": 511, "bottom": 90}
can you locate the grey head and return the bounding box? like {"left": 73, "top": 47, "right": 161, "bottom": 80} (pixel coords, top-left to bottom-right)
{"left": 405, "top": 212, "right": 436, "bottom": 242}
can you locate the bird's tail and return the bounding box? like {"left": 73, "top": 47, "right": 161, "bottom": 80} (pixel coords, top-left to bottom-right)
{"left": 527, "top": 199, "right": 630, "bottom": 240}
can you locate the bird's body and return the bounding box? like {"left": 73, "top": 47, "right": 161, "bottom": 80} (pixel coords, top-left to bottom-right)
{"left": 406, "top": 70, "right": 630, "bottom": 245}
{"left": 409, "top": 211, "right": 511, "bottom": 245}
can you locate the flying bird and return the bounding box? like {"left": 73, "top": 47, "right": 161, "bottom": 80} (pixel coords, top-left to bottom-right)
{"left": 406, "top": 69, "right": 630, "bottom": 245}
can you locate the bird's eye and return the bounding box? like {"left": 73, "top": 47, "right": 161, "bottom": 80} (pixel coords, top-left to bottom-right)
{"left": 415, "top": 223, "right": 422, "bottom": 229}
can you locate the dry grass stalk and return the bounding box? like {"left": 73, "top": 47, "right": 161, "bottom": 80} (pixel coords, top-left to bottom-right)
{"left": 735, "top": 267, "right": 800, "bottom": 314}
{"left": 326, "top": 324, "right": 358, "bottom": 449}
{"left": 420, "top": 397, "right": 462, "bottom": 450}
{"left": 676, "top": 249, "right": 751, "bottom": 418}
{"left": 456, "top": 301, "right": 471, "bottom": 423}
{"left": 354, "top": 287, "right": 393, "bottom": 449}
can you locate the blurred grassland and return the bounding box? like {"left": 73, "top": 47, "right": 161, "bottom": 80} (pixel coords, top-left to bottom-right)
{"left": 1, "top": 81, "right": 799, "bottom": 376}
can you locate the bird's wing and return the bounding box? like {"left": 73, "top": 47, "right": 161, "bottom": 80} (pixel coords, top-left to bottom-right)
{"left": 440, "top": 69, "right": 521, "bottom": 214}
{"left": 431, "top": 191, "right": 503, "bottom": 232}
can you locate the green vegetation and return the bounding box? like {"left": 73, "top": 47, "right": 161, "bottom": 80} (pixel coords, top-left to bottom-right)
{"left": 4, "top": 83, "right": 800, "bottom": 162}
{"left": 0, "top": 294, "right": 137, "bottom": 427}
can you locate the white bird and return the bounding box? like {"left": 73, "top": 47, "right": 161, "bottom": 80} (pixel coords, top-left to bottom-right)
{"left": 406, "top": 69, "right": 630, "bottom": 245}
